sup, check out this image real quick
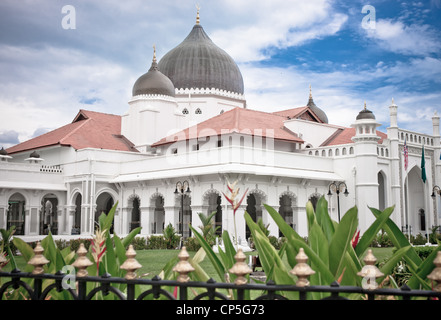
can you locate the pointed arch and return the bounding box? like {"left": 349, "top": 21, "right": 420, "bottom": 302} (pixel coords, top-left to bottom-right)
{"left": 7, "top": 192, "right": 26, "bottom": 235}
{"left": 150, "top": 192, "right": 165, "bottom": 234}
{"left": 127, "top": 194, "right": 141, "bottom": 232}
{"left": 40, "top": 193, "right": 59, "bottom": 235}
{"left": 377, "top": 171, "right": 387, "bottom": 211}
{"left": 202, "top": 188, "right": 223, "bottom": 236}
{"left": 279, "top": 190, "right": 298, "bottom": 235}
{"left": 404, "top": 165, "right": 426, "bottom": 235}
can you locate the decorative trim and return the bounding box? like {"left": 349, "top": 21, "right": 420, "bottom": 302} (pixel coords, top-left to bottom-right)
{"left": 175, "top": 87, "right": 245, "bottom": 100}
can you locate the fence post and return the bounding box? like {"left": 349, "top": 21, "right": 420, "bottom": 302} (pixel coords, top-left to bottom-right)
{"left": 428, "top": 251, "right": 441, "bottom": 292}
{"left": 28, "top": 242, "right": 49, "bottom": 300}
{"left": 357, "top": 249, "right": 384, "bottom": 293}
{"left": 229, "top": 249, "right": 252, "bottom": 300}
{"left": 290, "top": 248, "right": 315, "bottom": 300}
{"left": 120, "top": 245, "right": 142, "bottom": 300}
{"left": 72, "top": 243, "right": 93, "bottom": 300}
{"left": 173, "top": 246, "right": 195, "bottom": 300}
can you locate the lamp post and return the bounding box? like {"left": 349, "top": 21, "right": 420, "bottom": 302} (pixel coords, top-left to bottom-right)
{"left": 431, "top": 185, "right": 441, "bottom": 199}
{"left": 327, "top": 181, "right": 349, "bottom": 222}
{"left": 174, "top": 180, "right": 191, "bottom": 241}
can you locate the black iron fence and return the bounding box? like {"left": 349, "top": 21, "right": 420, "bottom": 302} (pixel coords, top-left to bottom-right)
{"left": 1, "top": 243, "right": 440, "bottom": 301}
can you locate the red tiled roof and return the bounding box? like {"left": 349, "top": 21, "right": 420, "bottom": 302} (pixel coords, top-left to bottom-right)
{"left": 321, "top": 127, "right": 387, "bottom": 146}
{"left": 152, "top": 107, "right": 304, "bottom": 147}
{"left": 7, "top": 109, "right": 138, "bottom": 154}
{"left": 273, "top": 106, "right": 323, "bottom": 123}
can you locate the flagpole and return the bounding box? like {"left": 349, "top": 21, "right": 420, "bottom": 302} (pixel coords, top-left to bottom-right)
{"left": 405, "top": 170, "right": 411, "bottom": 242}
{"left": 403, "top": 137, "right": 411, "bottom": 242}
{"left": 422, "top": 144, "right": 430, "bottom": 245}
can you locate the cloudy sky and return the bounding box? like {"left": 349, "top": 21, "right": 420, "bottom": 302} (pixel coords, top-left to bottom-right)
{"left": 0, "top": 0, "right": 440, "bottom": 148}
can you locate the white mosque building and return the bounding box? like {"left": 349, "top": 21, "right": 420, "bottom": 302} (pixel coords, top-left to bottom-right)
{"left": 1, "top": 14, "right": 440, "bottom": 242}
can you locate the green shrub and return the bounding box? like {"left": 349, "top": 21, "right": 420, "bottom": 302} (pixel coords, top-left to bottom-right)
{"left": 370, "top": 229, "right": 393, "bottom": 247}
{"left": 268, "top": 236, "right": 280, "bottom": 249}
{"left": 131, "top": 236, "right": 148, "bottom": 250}
{"left": 413, "top": 233, "right": 428, "bottom": 245}
{"left": 414, "top": 246, "right": 436, "bottom": 260}
{"left": 163, "top": 223, "right": 180, "bottom": 249}
{"left": 184, "top": 237, "right": 201, "bottom": 251}
{"left": 146, "top": 235, "right": 168, "bottom": 249}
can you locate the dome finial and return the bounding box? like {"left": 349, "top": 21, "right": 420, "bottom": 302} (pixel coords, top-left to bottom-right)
{"left": 364, "top": 101, "right": 367, "bottom": 110}
{"left": 153, "top": 44, "right": 157, "bottom": 63}
{"left": 309, "top": 84, "right": 312, "bottom": 99}
{"left": 196, "top": 4, "right": 200, "bottom": 24}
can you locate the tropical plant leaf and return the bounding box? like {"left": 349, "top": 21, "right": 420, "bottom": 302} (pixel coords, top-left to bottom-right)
{"left": 221, "top": 230, "right": 236, "bottom": 270}
{"left": 104, "top": 233, "right": 118, "bottom": 276}
{"left": 314, "top": 196, "right": 335, "bottom": 243}
{"left": 113, "top": 234, "right": 126, "bottom": 266}
{"left": 370, "top": 207, "right": 422, "bottom": 266}
{"left": 121, "top": 227, "right": 142, "bottom": 247}
{"left": 406, "top": 245, "right": 441, "bottom": 290}
{"left": 99, "top": 201, "right": 118, "bottom": 232}
{"left": 355, "top": 205, "right": 395, "bottom": 257}
{"left": 262, "top": 203, "right": 305, "bottom": 268}
{"left": 41, "top": 232, "right": 65, "bottom": 272}
{"left": 189, "top": 224, "right": 225, "bottom": 280}
{"left": 329, "top": 206, "right": 358, "bottom": 277}
{"left": 378, "top": 246, "right": 411, "bottom": 283}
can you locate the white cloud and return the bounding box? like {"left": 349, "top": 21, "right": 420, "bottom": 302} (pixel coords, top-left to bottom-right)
{"left": 0, "top": 44, "right": 133, "bottom": 143}
{"left": 364, "top": 18, "right": 441, "bottom": 56}
{"left": 209, "top": 0, "right": 348, "bottom": 62}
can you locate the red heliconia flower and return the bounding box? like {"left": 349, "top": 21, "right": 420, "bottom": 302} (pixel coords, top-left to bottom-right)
{"left": 352, "top": 230, "right": 360, "bottom": 249}
{"left": 91, "top": 228, "right": 107, "bottom": 272}
{"left": 222, "top": 180, "right": 248, "bottom": 215}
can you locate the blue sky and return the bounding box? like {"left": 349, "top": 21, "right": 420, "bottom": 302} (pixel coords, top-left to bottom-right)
{"left": 0, "top": 0, "right": 440, "bottom": 148}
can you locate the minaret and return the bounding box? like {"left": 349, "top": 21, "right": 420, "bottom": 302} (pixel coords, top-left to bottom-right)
{"left": 387, "top": 98, "right": 402, "bottom": 225}
{"left": 351, "top": 102, "right": 381, "bottom": 232}
{"left": 433, "top": 111, "right": 441, "bottom": 190}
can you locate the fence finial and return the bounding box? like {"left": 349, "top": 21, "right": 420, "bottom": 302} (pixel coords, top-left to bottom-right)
{"left": 173, "top": 246, "right": 195, "bottom": 283}
{"left": 120, "top": 245, "right": 142, "bottom": 280}
{"left": 28, "top": 242, "right": 49, "bottom": 274}
{"left": 72, "top": 243, "right": 93, "bottom": 277}
{"left": 428, "top": 251, "right": 441, "bottom": 292}
{"left": 357, "top": 249, "right": 384, "bottom": 290}
{"left": 229, "top": 248, "right": 252, "bottom": 285}
{"left": 290, "top": 247, "right": 315, "bottom": 287}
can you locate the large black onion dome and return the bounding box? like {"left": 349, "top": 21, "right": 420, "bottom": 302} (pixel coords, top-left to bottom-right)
{"left": 157, "top": 23, "right": 244, "bottom": 95}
